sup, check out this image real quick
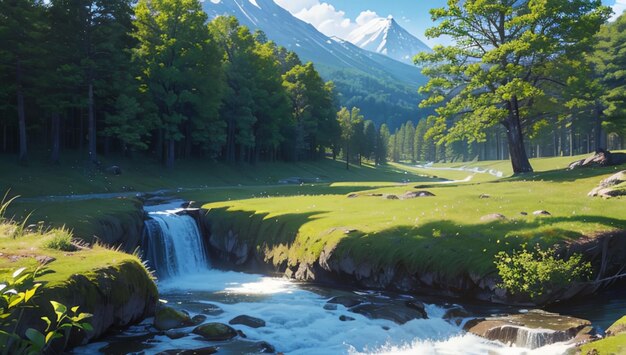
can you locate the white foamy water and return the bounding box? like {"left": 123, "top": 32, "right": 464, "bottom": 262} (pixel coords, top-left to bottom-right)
{"left": 73, "top": 270, "right": 573, "bottom": 355}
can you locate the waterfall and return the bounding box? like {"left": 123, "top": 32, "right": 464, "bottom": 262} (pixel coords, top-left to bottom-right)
{"left": 141, "top": 208, "right": 208, "bottom": 278}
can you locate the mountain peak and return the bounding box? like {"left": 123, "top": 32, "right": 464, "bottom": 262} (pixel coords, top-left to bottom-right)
{"left": 347, "top": 16, "right": 431, "bottom": 65}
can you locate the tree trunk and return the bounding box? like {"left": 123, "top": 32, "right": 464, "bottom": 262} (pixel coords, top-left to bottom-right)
{"left": 50, "top": 113, "right": 61, "bottom": 164}
{"left": 2, "top": 123, "right": 6, "bottom": 153}
{"left": 595, "top": 102, "right": 604, "bottom": 152}
{"left": 166, "top": 139, "right": 175, "bottom": 169}
{"left": 345, "top": 143, "right": 350, "bottom": 170}
{"left": 504, "top": 103, "right": 533, "bottom": 173}
{"left": 569, "top": 127, "right": 574, "bottom": 156}
{"left": 16, "top": 60, "right": 27, "bottom": 163}
{"left": 88, "top": 82, "right": 97, "bottom": 163}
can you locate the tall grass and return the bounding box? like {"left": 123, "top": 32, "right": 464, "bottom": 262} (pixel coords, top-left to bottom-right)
{"left": 42, "top": 227, "right": 76, "bottom": 251}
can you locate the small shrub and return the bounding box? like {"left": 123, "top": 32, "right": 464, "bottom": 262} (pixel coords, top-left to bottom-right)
{"left": 43, "top": 228, "right": 76, "bottom": 251}
{"left": 494, "top": 243, "right": 592, "bottom": 300}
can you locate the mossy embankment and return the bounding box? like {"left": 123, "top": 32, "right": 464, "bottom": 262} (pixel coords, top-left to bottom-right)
{"left": 579, "top": 315, "right": 626, "bottom": 354}
{"left": 199, "top": 156, "right": 626, "bottom": 304}
{"left": 0, "top": 224, "right": 158, "bottom": 350}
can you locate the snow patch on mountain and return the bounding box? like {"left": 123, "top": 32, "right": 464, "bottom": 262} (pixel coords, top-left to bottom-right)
{"left": 347, "top": 16, "right": 431, "bottom": 64}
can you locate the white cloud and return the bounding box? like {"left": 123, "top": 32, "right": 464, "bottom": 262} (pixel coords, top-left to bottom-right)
{"left": 356, "top": 10, "right": 379, "bottom": 26}
{"left": 611, "top": 0, "right": 626, "bottom": 21}
{"left": 274, "top": 0, "right": 384, "bottom": 39}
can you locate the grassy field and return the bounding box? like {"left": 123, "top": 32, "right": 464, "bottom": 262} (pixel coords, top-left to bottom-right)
{"left": 198, "top": 154, "right": 626, "bottom": 282}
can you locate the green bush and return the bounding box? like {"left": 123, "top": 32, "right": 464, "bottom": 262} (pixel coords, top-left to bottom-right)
{"left": 42, "top": 228, "right": 76, "bottom": 251}
{"left": 494, "top": 243, "right": 592, "bottom": 300}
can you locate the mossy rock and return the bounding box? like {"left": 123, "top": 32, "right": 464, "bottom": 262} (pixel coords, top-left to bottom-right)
{"left": 192, "top": 323, "right": 238, "bottom": 341}
{"left": 607, "top": 316, "right": 626, "bottom": 336}
{"left": 229, "top": 315, "right": 265, "bottom": 328}
{"left": 154, "top": 307, "right": 192, "bottom": 331}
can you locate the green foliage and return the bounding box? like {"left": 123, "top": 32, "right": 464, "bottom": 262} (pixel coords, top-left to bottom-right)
{"left": 495, "top": 244, "right": 592, "bottom": 300}
{"left": 42, "top": 227, "right": 75, "bottom": 252}
{"left": 0, "top": 268, "right": 92, "bottom": 354}
{"left": 416, "top": 0, "right": 611, "bottom": 173}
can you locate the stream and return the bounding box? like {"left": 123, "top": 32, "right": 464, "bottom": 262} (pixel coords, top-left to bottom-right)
{"left": 72, "top": 203, "right": 625, "bottom": 355}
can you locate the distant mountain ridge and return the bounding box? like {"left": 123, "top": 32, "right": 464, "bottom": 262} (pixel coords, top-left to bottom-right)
{"left": 346, "top": 15, "right": 432, "bottom": 65}
{"left": 203, "top": 0, "right": 428, "bottom": 127}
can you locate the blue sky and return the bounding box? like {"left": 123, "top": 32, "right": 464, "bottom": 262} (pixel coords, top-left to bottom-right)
{"left": 274, "top": 0, "right": 625, "bottom": 46}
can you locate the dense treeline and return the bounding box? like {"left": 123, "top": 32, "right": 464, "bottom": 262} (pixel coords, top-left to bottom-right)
{"left": 2, "top": 1, "right": 626, "bottom": 170}
{"left": 0, "top": 0, "right": 340, "bottom": 167}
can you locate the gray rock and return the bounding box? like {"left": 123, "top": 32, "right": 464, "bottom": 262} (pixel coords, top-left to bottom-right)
{"left": 533, "top": 210, "right": 552, "bottom": 216}
{"left": 229, "top": 315, "right": 266, "bottom": 328}
{"left": 385, "top": 194, "right": 399, "bottom": 200}
{"left": 190, "top": 315, "right": 207, "bottom": 326}
{"left": 105, "top": 165, "right": 122, "bottom": 175}
{"left": 192, "top": 323, "right": 238, "bottom": 341}
{"left": 164, "top": 330, "right": 187, "bottom": 340}
{"left": 201, "top": 304, "right": 224, "bottom": 316}
{"left": 350, "top": 303, "right": 427, "bottom": 324}
{"left": 339, "top": 315, "right": 355, "bottom": 322}
{"left": 402, "top": 191, "right": 435, "bottom": 199}
{"left": 464, "top": 310, "right": 591, "bottom": 349}
{"left": 480, "top": 214, "right": 507, "bottom": 222}
{"left": 256, "top": 341, "right": 276, "bottom": 353}
{"left": 327, "top": 295, "right": 364, "bottom": 308}
{"left": 154, "top": 306, "right": 192, "bottom": 331}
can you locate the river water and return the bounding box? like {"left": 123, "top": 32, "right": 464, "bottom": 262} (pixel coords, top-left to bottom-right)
{"left": 72, "top": 204, "right": 624, "bottom": 355}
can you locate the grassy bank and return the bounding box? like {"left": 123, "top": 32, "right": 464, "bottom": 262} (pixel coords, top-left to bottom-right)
{"left": 199, "top": 155, "right": 626, "bottom": 284}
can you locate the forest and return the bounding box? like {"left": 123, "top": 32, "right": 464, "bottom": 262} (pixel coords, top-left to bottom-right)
{"left": 1, "top": 0, "right": 625, "bottom": 171}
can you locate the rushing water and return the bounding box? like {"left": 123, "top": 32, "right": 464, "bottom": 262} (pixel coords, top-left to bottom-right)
{"left": 72, "top": 203, "right": 622, "bottom": 355}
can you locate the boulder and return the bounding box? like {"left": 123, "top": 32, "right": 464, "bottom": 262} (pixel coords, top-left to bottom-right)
{"left": 201, "top": 304, "right": 224, "bottom": 316}
{"left": 385, "top": 194, "right": 399, "bottom": 200}
{"left": 589, "top": 171, "right": 626, "bottom": 198}
{"left": 255, "top": 341, "right": 276, "bottom": 353}
{"left": 154, "top": 306, "right": 192, "bottom": 331}
{"left": 229, "top": 315, "right": 266, "bottom": 328}
{"left": 481, "top": 214, "right": 507, "bottom": 222}
{"left": 105, "top": 165, "right": 122, "bottom": 176}
{"left": 164, "top": 330, "right": 187, "bottom": 340}
{"left": 192, "top": 323, "right": 238, "bottom": 341}
{"left": 191, "top": 315, "right": 207, "bottom": 326}
{"left": 533, "top": 210, "right": 552, "bottom": 216}
{"left": 443, "top": 306, "right": 472, "bottom": 326}
{"left": 327, "top": 295, "right": 364, "bottom": 308}
{"left": 402, "top": 191, "right": 435, "bottom": 199}
{"left": 464, "top": 310, "right": 591, "bottom": 349}
{"left": 350, "top": 303, "right": 427, "bottom": 324}
{"left": 347, "top": 193, "right": 359, "bottom": 198}
{"left": 569, "top": 150, "right": 626, "bottom": 169}
{"left": 339, "top": 315, "right": 355, "bottom": 322}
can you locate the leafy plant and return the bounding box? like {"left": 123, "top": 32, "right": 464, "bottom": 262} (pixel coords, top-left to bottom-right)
{"left": 0, "top": 268, "right": 92, "bottom": 354}
{"left": 494, "top": 243, "right": 592, "bottom": 300}
{"left": 0, "top": 267, "right": 41, "bottom": 354}
{"left": 24, "top": 301, "right": 93, "bottom": 353}
{"left": 42, "top": 227, "right": 76, "bottom": 251}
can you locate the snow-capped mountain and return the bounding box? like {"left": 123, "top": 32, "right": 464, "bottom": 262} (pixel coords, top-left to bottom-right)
{"left": 347, "top": 15, "right": 431, "bottom": 65}
{"left": 202, "top": 0, "right": 425, "bottom": 87}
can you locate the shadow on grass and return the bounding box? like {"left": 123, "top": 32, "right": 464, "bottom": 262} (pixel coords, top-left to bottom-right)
{"left": 505, "top": 164, "right": 626, "bottom": 183}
